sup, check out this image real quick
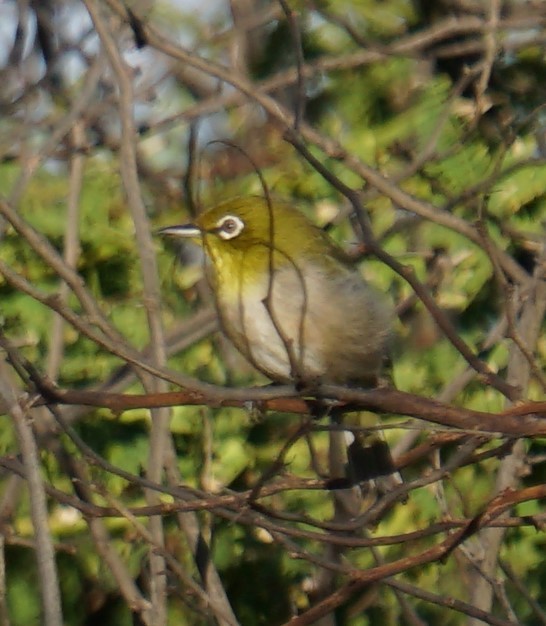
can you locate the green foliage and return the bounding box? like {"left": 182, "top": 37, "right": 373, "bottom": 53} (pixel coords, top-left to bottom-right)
{"left": 1, "top": 0, "right": 545, "bottom": 625}
{"left": 7, "top": 568, "right": 41, "bottom": 626}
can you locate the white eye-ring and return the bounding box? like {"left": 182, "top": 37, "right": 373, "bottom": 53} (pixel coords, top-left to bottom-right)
{"left": 215, "top": 215, "right": 245, "bottom": 240}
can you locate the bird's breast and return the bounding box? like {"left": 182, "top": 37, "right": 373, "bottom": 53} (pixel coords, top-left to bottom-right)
{"left": 210, "top": 252, "right": 325, "bottom": 381}
{"left": 210, "top": 253, "right": 392, "bottom": 385}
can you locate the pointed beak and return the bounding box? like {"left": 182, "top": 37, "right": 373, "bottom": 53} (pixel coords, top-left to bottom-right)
{"left": 156, "top": 224, "right": 202, "bottom": 239}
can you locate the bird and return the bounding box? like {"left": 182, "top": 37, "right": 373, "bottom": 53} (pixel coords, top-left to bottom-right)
{"left": 159, "top": 196, "right": 401, "bottom": 502}
{"left": 159, "top": 196, "right": 393, "bottom": 388}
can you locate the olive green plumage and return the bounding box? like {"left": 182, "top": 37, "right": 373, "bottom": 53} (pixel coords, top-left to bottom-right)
{"left": 160, "top": 196, "right": 393, "bottom": 386}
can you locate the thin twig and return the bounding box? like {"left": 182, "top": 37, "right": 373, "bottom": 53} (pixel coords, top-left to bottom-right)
{"left": 0, "top": 362, "right": 63, "bottom": 626}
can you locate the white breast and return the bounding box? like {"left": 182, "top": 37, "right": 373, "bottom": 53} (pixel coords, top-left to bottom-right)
{"left": 212, "top": 255, "right": 392, "bottom": 385}
{"left": 216, "top": 264, "right": 325, "bottom": 382}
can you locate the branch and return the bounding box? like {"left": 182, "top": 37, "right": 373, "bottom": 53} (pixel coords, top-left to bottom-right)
{"left": 0, "top": 361, "right": 63, "bottom": 626}
{"left": 39, "top": 383, "right": 546, "bottom": 436}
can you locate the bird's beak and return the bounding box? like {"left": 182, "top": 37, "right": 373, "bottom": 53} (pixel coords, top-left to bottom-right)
{"left": 156, "top": 224, "right": 202, "bottom": 239}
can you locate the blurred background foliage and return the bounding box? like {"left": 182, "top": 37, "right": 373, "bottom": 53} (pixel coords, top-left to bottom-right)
{"left": 0, "top": 0, "right": 545, "bottom": 624}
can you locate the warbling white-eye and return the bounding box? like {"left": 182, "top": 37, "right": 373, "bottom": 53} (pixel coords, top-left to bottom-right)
{"left": 159, "top": 196, "right": 393, "bottom": 388}
{"left": 160, "top": 196, "right": 401, "bottom": 504}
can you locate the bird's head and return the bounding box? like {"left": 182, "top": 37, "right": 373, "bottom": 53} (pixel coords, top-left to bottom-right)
{"left": 158, "top": 196, "right": 333, "bottom": 263}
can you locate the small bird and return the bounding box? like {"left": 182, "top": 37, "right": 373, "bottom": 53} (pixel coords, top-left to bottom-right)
{"left": 159, "top": 196, "right": 393, "bottom": 388}
{"left": 159, "top": 196, "right": 400, "bottom": 502}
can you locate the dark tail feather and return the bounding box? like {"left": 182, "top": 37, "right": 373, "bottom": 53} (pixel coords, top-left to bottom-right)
{"left": 346, "top": 435, "right": 406, "bottom": 501}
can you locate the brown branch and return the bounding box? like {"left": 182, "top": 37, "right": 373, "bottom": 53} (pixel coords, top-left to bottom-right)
{"left": 284, "top": 481, "right": 545, "bottom": 625}
{"left": 142, "top": 14, "right": 546, "bottom": 142}
{"left": 46, "top": 122, "right": 85, "bottom": 381}
{"left": 62, "top": 453, "right": 153, "bottom": 622}
{"left": 4, "top": 445, "right": 545, "bottom": 534}
{"left": 83, "top": 2, "right": 171, "bottom": 621}
{"left": 278, "top": 0, "right": 306, "bottom": 130}
{"left": 0, "top": 363, "right": 63, "bottom": 626}
{"left": 386, "top": 579, "right": 517, "bottom": 626}
{"left": 38, "top": 382, "right": 546, "bottom": 436}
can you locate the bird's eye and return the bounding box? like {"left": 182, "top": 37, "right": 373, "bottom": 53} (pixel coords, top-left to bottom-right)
{"left": 216, "top": 215, "right": 244, "bottom": 240}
